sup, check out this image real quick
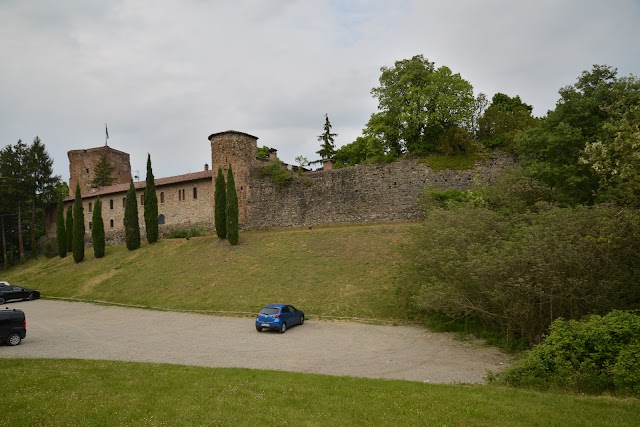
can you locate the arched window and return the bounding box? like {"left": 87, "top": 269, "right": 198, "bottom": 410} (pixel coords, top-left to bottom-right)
{"left": 160, "top": 192, "right": 164, "bottom": 203}
{"left": 110, "top": 199, "right": 114, "bottom": 210}
{"left": 88, "top": 202, "right": 92, "bottom": 212}
{"left": 193, "top": 187, "right": 198, "bottom": 199}
{"left": 158, "top": 214, "right": 165, "bottom": 225}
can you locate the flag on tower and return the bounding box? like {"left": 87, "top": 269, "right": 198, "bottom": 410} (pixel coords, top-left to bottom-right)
{"left": 105, "top": 123, "right": 109, "bottom": 146}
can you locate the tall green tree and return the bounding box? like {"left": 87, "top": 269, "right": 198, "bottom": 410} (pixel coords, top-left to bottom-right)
{"left": 478, "top": 93, "right": 536, "bottom": 149}
{"left": 72, "top": 184, "right": 85, "bottom": 263}
{"left": 124, "top": 179, "right": 140, "bottom": 250}
{"left": 226, "top": 165, "right": 239, "bottom": 245}
{"left": 65, "top": 205, "right": 73, "bottom": 252}
{"left": 214, "top": 167, "right": 227, "bottom": 239}
{"left": 90, "top": 154, "right": 116, "bottom": 187}
{"left": 91, "top": 197, "right": 105, "bottom": 258}
{"left": 363, "top": 54, "right": 475, "bottom": 156}
{"left": 143, "top": 154, "right": 159, "bottom": 243}
{"left": 56, "top": 193, "right": 66, "bottom": 258}
{"left": 317, "top": 114, "right": 338, "bottom": 160}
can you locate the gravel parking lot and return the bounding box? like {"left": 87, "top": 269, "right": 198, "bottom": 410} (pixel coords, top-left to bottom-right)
{"left": 1, "top": 300, "right": 509, "bottom": 384}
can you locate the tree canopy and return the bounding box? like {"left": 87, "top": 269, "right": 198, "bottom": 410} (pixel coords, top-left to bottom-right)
{"left": 316, "top": 114, "right": 337, "bottom": 160}
{"left": 90, "top": 154, "right": 116, "bottom": 187}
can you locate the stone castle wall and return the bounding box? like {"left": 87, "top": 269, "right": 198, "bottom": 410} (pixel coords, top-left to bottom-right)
{"left": 68, "top": 146, "right": 131, "bottom": 193}
{"left": 245, "top": 153, "right": 514, "bottom": 229}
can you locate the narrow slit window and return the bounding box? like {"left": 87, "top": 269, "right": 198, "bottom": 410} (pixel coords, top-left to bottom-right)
{"left": 193, "top": 187, "right": 198, "bottom": 199}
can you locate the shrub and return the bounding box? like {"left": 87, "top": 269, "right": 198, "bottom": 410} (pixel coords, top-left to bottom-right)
{"left": 258, "top": 160, "right": 293, "bottom": 187}
{"left": 43, "top": 237, "right": 58, "bottom": 259}
{"left": 165, "top": 228, "right": 204, "bottom": 239}
{"left": 494, "top": 311, "right": 640, "bottom": 396}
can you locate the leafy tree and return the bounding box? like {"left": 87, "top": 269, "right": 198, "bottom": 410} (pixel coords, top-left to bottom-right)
{"left": 334, "top": 135, "right": 388, "bottom": 167}
{"left": 143, "top": 154, "right": 159, "bottom": 243}
{"left": 256, "top": 146, "right": 270, "bottom": 159}
{"left": 478, "top": 93, "right": 536, "bottom": 149}
{"left": 317, "top": 114, "right": 337, "bottom": 160}
{"left": 226, "top": 165, "right": 239, "bottom": 245}
{"left": 91, "top": 197, "right": 105, "bottom": 258}
{"left": 516, "top": 65, "right": 638, "bottom": 204}
{"left": 90, "top": 154, "right": 116, "bottom": 187}
{"left": 72, "top": 184, "right": 84, "bottom": 263}
{"left": 294, "top": 155, "right": 310, "bottom": 170}
{"left": 363, "top": 55, "right": 474, "bottom": 156}
{"left": 55, "top": 193, "right": 66, "bottom": 258}
{"left": 124, "top": 179, "right": 140, "bottom": 250}
{"left": 214, "top": 167, "right": 226, "bottom": 239}
{"left": 65, "top": 205, "right": 73, "bottom": 252}
{"left": 469, "top": 92, "right": 489, "bottom": 138}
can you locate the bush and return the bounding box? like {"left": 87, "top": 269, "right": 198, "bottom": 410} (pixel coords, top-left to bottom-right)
{"left": 494, "top": 311, "right": 640, "bottom": 396}
{"left": 43, "top": 238, "right": 58, "bottom": 259}
{"left": 258, "top": 160, "right": 293, "bottom": 187}
{"left": 165, "top": 228, "right": 204, "bottom": 239}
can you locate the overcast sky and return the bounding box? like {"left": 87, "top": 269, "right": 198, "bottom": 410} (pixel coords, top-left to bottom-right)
{"left": 1, "top": 0, "right": 639, "bottom": 183}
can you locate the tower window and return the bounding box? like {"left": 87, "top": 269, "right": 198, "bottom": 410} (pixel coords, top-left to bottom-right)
{"left": 89, "top": 221, "right": 92, "bottom": 230}
{"left": 193, "top": 187, "right": 198, "bottom": 199}
{"left": 110, "top": 219, "right": 114, "bottom": 228}
{"left": 122, "top": 198, "right": 126, "bottom": 207}
{"left": 160, "top": 192, "right": 164, "bottom": 203}
{"left": 110, "top": 199, "right": 114, "bottom": 210}
{"left": 88, "top": 202, "right": 92, "bottom": 212}
{"left": 140, "top": 195, "right": 144, "bottom": 205}
{"left": 86, "top": 168, "right": 89, "bottom": 174}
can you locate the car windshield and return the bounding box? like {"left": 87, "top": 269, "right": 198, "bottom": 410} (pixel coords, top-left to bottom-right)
{"left": 259, "top": 307, "right": 279, "bottom": 315}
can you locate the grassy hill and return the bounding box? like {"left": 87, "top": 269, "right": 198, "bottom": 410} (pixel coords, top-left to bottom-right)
{"left": 6, "top": 222, "right": 415, "bottom": 321}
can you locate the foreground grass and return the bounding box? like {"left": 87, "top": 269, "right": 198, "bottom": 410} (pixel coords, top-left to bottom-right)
{"left": 4, "top": 359, "right": 638, "bottom": 427}
{"left": 6, "top": 223, "right": 412, "bottom": 321}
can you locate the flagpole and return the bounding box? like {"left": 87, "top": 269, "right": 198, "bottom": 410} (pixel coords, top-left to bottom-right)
{"left": 105, "top": 123, "right": 109, "bottom": 146}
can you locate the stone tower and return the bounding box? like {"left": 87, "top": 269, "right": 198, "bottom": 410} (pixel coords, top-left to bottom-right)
{"left": 68, "top": 146, "right": 131, "bottom": 193}
{"left": 208, "top": 130, "right": 258, "bottom": 226}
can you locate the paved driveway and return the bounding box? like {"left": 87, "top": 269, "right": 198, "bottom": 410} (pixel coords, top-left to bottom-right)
{"left": 0, "top": 300, "right": 509, "bottom": 383}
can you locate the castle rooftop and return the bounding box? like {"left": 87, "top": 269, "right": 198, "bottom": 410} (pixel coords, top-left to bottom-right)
{"left": 207, "top": 130, "right": 258, "bottom": 141}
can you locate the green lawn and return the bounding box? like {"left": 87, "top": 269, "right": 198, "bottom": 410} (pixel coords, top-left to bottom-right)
{"left": 6, "top": 223, "right": 413, "bottom": 321}
{"left": 5, "top": 359, "right": 638, "bottom": 427}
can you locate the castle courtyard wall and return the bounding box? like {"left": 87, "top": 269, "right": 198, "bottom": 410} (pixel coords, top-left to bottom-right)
{"left": 245, "top": 153, "right": 514, "bottom": 229}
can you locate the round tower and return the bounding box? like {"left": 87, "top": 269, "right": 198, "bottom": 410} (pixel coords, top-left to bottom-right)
{"left": 208, "top": 130, "right": 258, "bottom": 226}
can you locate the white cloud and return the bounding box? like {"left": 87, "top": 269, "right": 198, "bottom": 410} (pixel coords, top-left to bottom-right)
{"left": 1, "top": 0, "right": 638, "bottom": 182}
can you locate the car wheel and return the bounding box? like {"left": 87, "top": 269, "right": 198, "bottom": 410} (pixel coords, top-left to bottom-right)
{"left": 299, "top": 315, "right": 304, "bottom": 325}
{"left": 279, "top": 322, "right": 287, "bottom": 334}
{"left": 256, "top": 326, "right": 263, "bottom": 332}
{"left": 6, "top": 332, "right": 21, "bottom": 346}
{"left": 0, "top": 297, "right": 5, "bottom": 305}
{"left": 27, "top": 292, "right": 35, "bottom": 301}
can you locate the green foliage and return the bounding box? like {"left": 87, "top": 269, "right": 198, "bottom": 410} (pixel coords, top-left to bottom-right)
{"left": 495, "top": 311, "right": 640, "bottom": 396}
{"left": 334, "top": 135, "right": 389, "bottom": 167}
{"left": 55, "top": 193, "right": 66, "bottom": 258}
{"left": 422, "top": 151, "right": 480, "bottom": 171}
{"left": 72, "top": 184, "right": 85, "bottom": 263}
{"left": 92, "top": 198, "right": 105, "bottom": 258}
{"left": 478, "top": 93, "right": 536, "bottom": 149}
{"left": 257, "top": 160, "right": 293, "bottom": 187}
{"left": 165, "top": 228, "right": 205, "bottom": 239}
{"left": 65, "top": 205, "right": 73, "bottom": 252}
{"left": 143, "top": 154, "right": 159, "bottom": 244}
{"left": 256, "top": 145, "right": 270, "bottom": 159}
{"left": 214, "top": 167, "right": 227, "bottom": 239}
{"left": 516, "top": 65, "right": 639, "bottom": 205}
{"left": 317, "top": 113, "right": 338, "bottom": 160}
{"left": 90, "top": 154, "right": 115, "bottom": 187}
{"left": 43, "top": 237, "right": 58, "bottom": 259}
{"left": 363, "top": 54, "right": 474, "bottom": 156}
{"left": 433, "top": 127, "right": 475, "bottom": 155}
{"left": 402, "top": 174, "right": 640, "bottom": 348}
{"left": 226, "top": 166, "right": 239, "bottom": 245}
{"left": 124, "top": 179, "right": 140, "bottom": 250}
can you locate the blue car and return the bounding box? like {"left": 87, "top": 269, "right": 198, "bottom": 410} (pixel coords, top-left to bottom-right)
{"left": 255, "top": 304, "right": 304, "bottom": 333}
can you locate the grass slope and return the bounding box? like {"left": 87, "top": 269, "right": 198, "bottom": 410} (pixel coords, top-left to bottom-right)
{"left": 7, "top": 223, "right": 413, "bottom": 321}
{"left": 5, "top": 359, "right": 639, "bottom": 427}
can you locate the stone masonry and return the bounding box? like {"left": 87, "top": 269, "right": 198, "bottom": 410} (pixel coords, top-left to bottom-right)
{"left": 68, "top": 146, "right": 131, "bottom": 194}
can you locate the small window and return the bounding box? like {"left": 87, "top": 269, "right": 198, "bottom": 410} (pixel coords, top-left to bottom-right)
{"left": 193, "top": 187, "right": 198, "bottom": 199}
{"left": 110, "top": 219, "right": 114, "bottom": 228}
{"left": 160, "top": 192, "right": 164, "bottom": 203}
{"left": 86, "top": 168, "right": 89, "bottom": 174}
{"left": 122, "top": 198, "right": 126, "bottom": 207}
{"left": 158, "top": 214, "right": 165, "bottom": 225}
{"left": 88, "top": 202, "right": 92, "bottom": 212}
{"left": 182, "top": 189, "right": 186, "bottom": 200}
{"left": 110, "top": 199, "right": 114, "bottom": 210}
{"left": 178, "top": 190, "right": 181, "bottom": 201}
{"left": 89, "top": 221, "right": 92, "bottom": 230}
{"left": 140, "top": 195, "right": 144, "bottom": 205}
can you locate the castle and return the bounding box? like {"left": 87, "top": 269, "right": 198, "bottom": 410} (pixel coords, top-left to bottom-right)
{"left": 45, "top": 130, "right": 513, "bottom": 242}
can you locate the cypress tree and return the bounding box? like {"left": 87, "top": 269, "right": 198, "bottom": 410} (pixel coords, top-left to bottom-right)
{"left": 56, "top": 193, "right": 67, "bottom": 258}
{"left": 226, "top": 165, "right": 239, "bottom": 245}
{"left": 92, "top": 197, "right": 105, "bottom": 258}
{"left": 65, "top": 205, "right": 73, "bottom": 252}
{"left": 214, "top": 167, "right": 227, "bottom": 239}
{"left": 72, "top": 184, "right": 85, "bottom": 263}
{"left": 143, "top": 154, "right": 159, "bottom": 243}
{"left": 124, "top": 178, "right": 140, "bottom": 250}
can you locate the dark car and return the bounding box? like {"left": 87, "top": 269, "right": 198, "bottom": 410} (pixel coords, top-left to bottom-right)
{"left": 255, "top": 304, "right": 304, "bottom": 333}
{"left": 0, "top": 308, "right": 26, "bottom": 346}
{"left": 0, "top": 283, "right": 40, "bottom": 305}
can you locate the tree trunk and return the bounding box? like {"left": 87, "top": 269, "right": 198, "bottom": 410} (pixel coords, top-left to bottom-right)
{"left": 30, "top": 197, "right": 37, "bottom": 259}
{"left": 17, "top": 204, "right": 24, "bottom": 261}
